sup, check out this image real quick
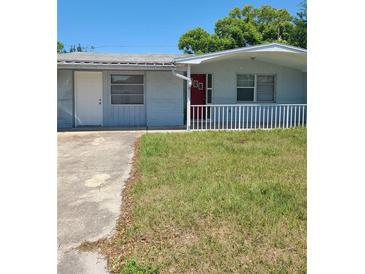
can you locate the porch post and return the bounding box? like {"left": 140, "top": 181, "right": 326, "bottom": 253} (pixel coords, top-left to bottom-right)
{"left": 186, "top": 64, "right": 191, "bottom": 130}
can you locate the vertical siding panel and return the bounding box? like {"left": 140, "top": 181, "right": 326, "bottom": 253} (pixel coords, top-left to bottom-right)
{"left": 57, "top": 70, "right": 74, "bottom": 128}
{"left": 102, "top": 71, "right": 146, "bottom": 127}
{"left": 145, "top": 71, "right": 184, "bottom": 127}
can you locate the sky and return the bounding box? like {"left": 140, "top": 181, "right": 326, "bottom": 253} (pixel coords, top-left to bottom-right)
{"left": 58, "top": 0, "right": 302, "bottom": 54}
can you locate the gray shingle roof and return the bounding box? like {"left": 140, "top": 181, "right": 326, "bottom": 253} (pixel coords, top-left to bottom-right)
{"left": 57, "top": 52, "right": 191, "bottom": 66}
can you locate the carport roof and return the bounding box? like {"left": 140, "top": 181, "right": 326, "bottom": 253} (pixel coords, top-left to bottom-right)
{"left": 174, "top": 43, "right": 307, "bottom": 71}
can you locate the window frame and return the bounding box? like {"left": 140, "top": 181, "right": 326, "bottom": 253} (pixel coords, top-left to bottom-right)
{"left": 236, "top": 73, "right": 276, "bottom": 103}
{"left": 110, "top": 74, "right": 145, "bottom": 105}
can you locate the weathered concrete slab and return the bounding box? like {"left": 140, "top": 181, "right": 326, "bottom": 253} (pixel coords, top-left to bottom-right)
{"left": 57, "top": 131, "right": 141, "bottom": 274}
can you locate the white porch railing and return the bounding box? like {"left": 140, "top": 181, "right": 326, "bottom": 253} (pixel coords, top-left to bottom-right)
{"left": 188, "top": 104, "right": 307, "bottom": 131}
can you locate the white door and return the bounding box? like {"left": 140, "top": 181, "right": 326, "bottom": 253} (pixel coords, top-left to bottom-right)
{"left": 75, "top": 71, "right": 103, "bottom": 126}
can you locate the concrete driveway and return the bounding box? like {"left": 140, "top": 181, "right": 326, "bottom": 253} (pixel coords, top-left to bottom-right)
{"left": 57, "top": 131, "right": 141, "bottom": 274}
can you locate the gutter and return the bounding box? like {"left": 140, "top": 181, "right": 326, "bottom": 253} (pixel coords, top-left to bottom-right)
{"left": 172, "top": 68, "right": 191, "bottom": 87}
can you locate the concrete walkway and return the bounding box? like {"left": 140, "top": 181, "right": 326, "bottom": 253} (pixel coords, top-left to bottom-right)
{"left": 57, "top": 131, "right": 141, "bottom": 274}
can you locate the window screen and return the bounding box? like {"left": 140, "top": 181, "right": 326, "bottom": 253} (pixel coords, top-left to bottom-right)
{"left": 111, "top": 75, "right": 144, "bottom": 104}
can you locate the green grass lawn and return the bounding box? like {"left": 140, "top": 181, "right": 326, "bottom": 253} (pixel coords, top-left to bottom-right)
{"left": 104, "top": 128, "right": 306, "bottom": 273}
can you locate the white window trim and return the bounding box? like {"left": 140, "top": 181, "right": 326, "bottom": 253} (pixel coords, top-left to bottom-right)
{"left": 110, "top": 74, "right": 145, "bottom": 105}
{"left": 236, "top": 73, "right": 276, "bottom": 103}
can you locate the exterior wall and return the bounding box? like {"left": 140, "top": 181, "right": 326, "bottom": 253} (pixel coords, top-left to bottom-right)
{"left": 57, "top": 58, "right": 306, "bottom": 129}
{"left": 145, "top": 71, "right": 184, "bottom": 127}
{"left": 102, "top": 71, "right": 146, "bottom": 127}
{"left": 191, "top": 59, "right": 306, "bottom": 104}
{"left": 57, "top": 70, "right": 74, "bottom": 128}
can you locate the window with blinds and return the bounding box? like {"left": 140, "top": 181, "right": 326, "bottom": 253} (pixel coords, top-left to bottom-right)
{"left": 236, "top": 74, "right": 275, "bottom": 102}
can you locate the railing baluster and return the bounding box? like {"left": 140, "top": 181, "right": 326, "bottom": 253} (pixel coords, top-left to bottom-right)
{"left": 246, "top": 106, "right": 249, "bottom": 129}
{"left": 192, "top": 106, "right": 195, "bottom": 130}
{"left": 213, "top": 106, "right": 214, "bottom": 129}
{"left": 222, "top": 106, "right": 224, "bottom": 130}
{"left": 286, "top": 106, "right": 289, "bottom": 128}
{"left": 250, "top": 106, "right": 252, "bottom": 129}
{"left": 279, "top": 106, "right": 281, "bottom": 128}
{"left": 224, "top": 106, "right": 226, "bottom": 130}
{"left": 255, "top": 106, "right": 257, "bottom": 129}
{"left": 226, "top": 106, "right": 229, "bottom": 129}
{"left": 265, "top": 106, "right": 270, "bottom": 129}
{"left": 298, "top": 106, "right": 301, "bottom": 127}
{"left": 195, "top": 106, "right": 197, "bottom": 130}
{"left": 199, "top": 106, "right": 202, "bottom": 130}
{"left": 209, "top": 106, "right": 212, "bottom": 130}
{"left": 196, "top": 106, "right": 199, "bottom": 130}
{"left": 230, "top": 106, "right": 233, "bottom": 130}
{"left": 275, "top": 106, "right": 277, "bottom": 128}
{"left": 200, "top": 106, "right": 202, "bottom": 130}
{"left": 242, "top": 106, "right": 245, "bottom": 130}
{"left": 238, "top": 106, "right": 242, "bottom": 129}
{"left": 270, "top": 106, "right": 274, "bottom": 129}
{"left": 294, "top": 106, "right": 297, "bottom": 127}
{"left": 302, "top": 105, "right": 305, "bottom": 127}
{"left": 205, "top": 106, "right": 207, "bottom": 130}
{"left": 196, "top": 106, "right": 198, "bottom": 130}
{"left": 222, "top": 106, "right": 225, "bottom": 129}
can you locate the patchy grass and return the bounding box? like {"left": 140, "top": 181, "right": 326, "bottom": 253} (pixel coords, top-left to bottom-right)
{"left": 102, "top": 128, "right": 306, "bottom": 273}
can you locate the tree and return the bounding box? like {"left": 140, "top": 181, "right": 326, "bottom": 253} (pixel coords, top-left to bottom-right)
{"left": 57, "top": 41, "right": 66, "bottom": 53}
{"left": 290, "top": 0, "right": 307, "bottom": 48}
{"left": 57, "top": 42, "right": 95, "bottom": 53}
{"left": 69, "top": 43, "right": 86, "bottom": 52}
{"left": 178, "top": 3, "right": 306, "bottom": 54}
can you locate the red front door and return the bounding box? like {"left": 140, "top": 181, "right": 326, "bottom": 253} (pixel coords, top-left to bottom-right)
{"left": 191, "top": 74, "right": 206, "bottom": 119}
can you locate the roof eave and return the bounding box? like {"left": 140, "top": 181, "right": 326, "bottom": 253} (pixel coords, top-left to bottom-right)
{"left": 174, "top": 43, "right": 307, "bottom": 64}
{"left": 57, "top": 63, "right": 177, "bottom": 71}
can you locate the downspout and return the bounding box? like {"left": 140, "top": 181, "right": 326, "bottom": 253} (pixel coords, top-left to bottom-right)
{"left": 171, "top": 68, "right": 192, "bottom": 87}
{"left": 172, "top": 65, "right": 192, "bottom": 130}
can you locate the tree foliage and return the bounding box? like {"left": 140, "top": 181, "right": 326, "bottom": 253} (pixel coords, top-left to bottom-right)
{"left": 289, "top": 1, "right": 307, "bottom": 49}
{"left": 178, "top": 2, "right": 307, "bottom": 54}
{"left": 57, "top": 41, "right": 66, "bottom": 53}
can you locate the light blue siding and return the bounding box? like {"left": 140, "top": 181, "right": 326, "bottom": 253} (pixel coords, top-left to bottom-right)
{"left": 191, "top": 59, "right": 306, "bottom": 104}
{"left": 145, "top": 71, "right": 184, "bottom": 127}
{"left": 57, "top": 70, "right": 74, "bottom": 128}
{"left": 102, "top": 71, "right": 184, "bottom": 128}
{"left": 102, "top": 71, "right": 146, "bottom": 127}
